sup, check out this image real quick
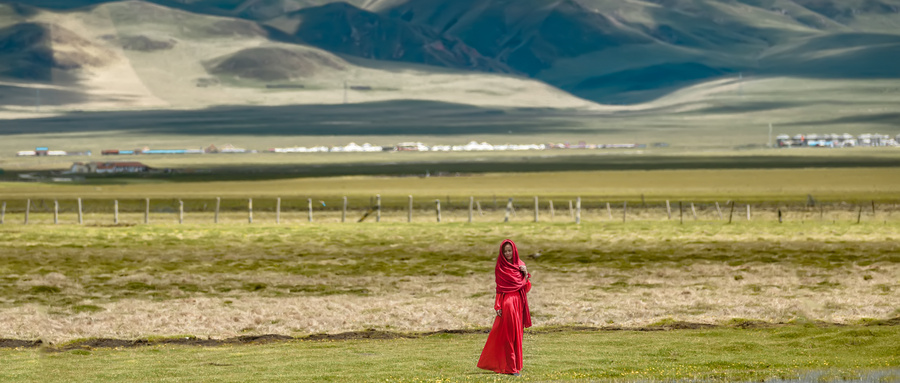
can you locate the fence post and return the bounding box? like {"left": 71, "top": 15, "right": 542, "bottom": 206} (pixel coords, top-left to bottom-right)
{"left": 666, "top": 200, "right": 672, "bottom": 220}
{"left": 409, "top": 195, "right": 414, "bottom": 223}
{"left": 308, "top": 198, "right": 313, "bottom": 222}
{"left": 145, "top": 198, "right": 150, "bottom": 224}
{"left": 715, "top": 202, "right": 723, "bottom": 220}
{"left": 857, "top": 205, "right": 862, "bottom": 224}
{"left": 248, "top": 198, "right": 253, "bottom": 224}
{"left": 276, "top": 197, "right": 281, "bottom": 224}
{"left": 476, "top": 201, "right": 483, "bottom": 216}
{"left": 568, "top": 200, "right": 574, "bottom": 219}
{"left": 690, "top": 203, "right": 697, "bottom": 220}
{"left": 114, "top": 200, "right": 119, "bottom": 225}
{"left": 78, "top": 198, "right": 83, "bottom": 225}
{"left": 576, "top": 197, "right": 582, "bottom": 224}
{"left": 0, "top": 201, "right": 5, "bottom": 224}
{"left": 549, "top": 200, "right": 555, "bottom": 220}
{"left": 468, "top": 196, "right": 473, "bottom": 223}
{"left": 871, "top": 200, "right": 876, "bottom": 218}
{"left": 778, "top": 209, "right": 783, "bottom": 223}
{"left": 606, "top": 202, "right": 612, "bottom": 220}
{"left": 25, "top": 199, "right": 30, "bottom": 225}
{"left": 376, "top": 194, "right": 381, "bottom": 223}
{"left": 622, "top": 201, "right": 627, "bottom": 223}
{"left": 534, "top": 196, "right": 539, "bottom": 223}
{"left": 728, "top": 201, "right": 735, "bottom": 224}
{"left": 179, "top": 200, "right": 184, "bottom": 224}
{"left": 342, "top": 196, "right": 348, "bottom": 223}
{"left": 54, "top": 199, "right": 59, "bottom": 224}
{"left": 679, "top": 201, "right": 684, "bottom": 224}
{"left": 215, "top": 197, "right": 220, "bottom": 224}
{"left": 434, "top": 199, "right": 442, "bottom": 223}
{"left": 746, "top": 204, "right": 751, "bottom": 221}
{"left": 504, "top": 198, "right": 513, "bottom": 222}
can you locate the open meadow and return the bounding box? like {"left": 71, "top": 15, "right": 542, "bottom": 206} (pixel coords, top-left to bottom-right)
{"left": 1, "top": 167, "right": 898, "bottom": 382}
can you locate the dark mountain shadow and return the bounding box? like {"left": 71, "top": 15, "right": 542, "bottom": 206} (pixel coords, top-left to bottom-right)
{"left": 568, "top": 63, "right": 735, "bottom": 104}
{"left": 0, "top": 84, "right": 93, "bottom": 106}
{"left": 270, "top": 2, "right": 514, "bottom": 74}
{"left": 0, "top": 100, "right": 591, "bottom": 136}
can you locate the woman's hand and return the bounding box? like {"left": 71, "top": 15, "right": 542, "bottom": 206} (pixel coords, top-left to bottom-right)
{"left": 495, "top": 309, "right": 502, "bottom": 317}
{"left": 519, "top": 265, "right": 527, "bottom": 275}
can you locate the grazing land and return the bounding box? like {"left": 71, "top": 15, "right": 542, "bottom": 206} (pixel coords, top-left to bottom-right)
{"left": 1, "top": 221, "right": 897, "bottom": 344}
{"left": 3, "top": 326, "right": 900, "bottom": 382}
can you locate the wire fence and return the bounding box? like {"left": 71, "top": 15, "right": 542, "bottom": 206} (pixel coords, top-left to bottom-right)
{"left": 0, "top": 196, "right": 896, "bottom": 225}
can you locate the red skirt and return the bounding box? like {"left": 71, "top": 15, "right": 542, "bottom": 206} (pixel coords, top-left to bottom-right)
{"left": 476, "top": 291, "right": 526, "bottom": 374}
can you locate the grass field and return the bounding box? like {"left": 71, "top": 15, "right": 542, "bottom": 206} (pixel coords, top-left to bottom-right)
{"left": 1, "top": 221, "right": 897, "bottom": 344}
{"left": 3, "top": 326, "right": 900, "bottom": 382}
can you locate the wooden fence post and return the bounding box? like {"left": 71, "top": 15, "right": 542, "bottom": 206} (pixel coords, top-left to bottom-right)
{"left": 25, "top": 199, "right": 30, "bottom": 225}
{"left": 606, "top": 202, "right": 612, "bottom": 220}
{"left": 746, "top": 204, "right": 751, "bottom": 221}
{"left": 145, "top": 198, "right": 150, "bottom": 224}
{"left": 690, "top": 203, "right": 698, "bottom": 221}
{"left": 77, "top": 198, "right": 83, "bottom": 225}
{"left": 435, "top": 199, "right": 442, "bottom": 223}
{"left": 715, "top": 202, "right": 723, "bottom": 220}
{"left": 308, "top": 198, "right": 313, "bottom": 223}
{"left": 114, "top": 200, "right": 119, "bottom": 225}
{"left": 728, "top": 201, "right": 735, "bottom": 224}
{"left": 576, "top": 197, "right": 582, "bottom": 224}
{"left": 376, "top": 195, "right": 381, "bottom": 223}
{"left": 342, "top": 196, "right": 348, "bottom": 223}
{"left": 476, "top": 201, "right": 483, "bottom": 216}
{"left": 214, "top": 197, "right": 220, "bottom": 224}
{"left": 857, "top": 205, "right": 862, "bottom": 224}
{"left": 778, "top": 209, "right": 783, "bottom": 223}
{"left": 622, "top": 201, "right": 627, "bottom": 223}
{"left": 54, "top": 199, "right": 59, "bottom": 224}
{"left": 568, "top": 200, "right": 574, "bottom": 219}
{"left": 0, "top": 201, "right": 5, "bottom": 224}
{"left": 871, "top": 200, "right": 876, "bottom": 218}
{"left": 410, "top": 195, "right": 414, "bottom": 223}
{"left": 276, "top": 198, "right": 281, "bottom": 224}
{"left": 468, "top": 196, "right": 473, "bottom": 223}
{"left": 179, "top": 200, "right": 184, "bottom": 224}
{"left": 666, "top": 200, "right": 672, "bottom": 220}
{"left": 549, "top": 200, "right": 555, "bottom": 220}
{"left": 248, "top": 198, "right": 253, "bottom": 224}
{"left": 679, "top": 201, "right": 684, "bottom": 224}
{"left": 504, "top": 198, "right": 513, "bottom": 223}
{"left": 534, "top": 196, "right": 539, "bottom": 223}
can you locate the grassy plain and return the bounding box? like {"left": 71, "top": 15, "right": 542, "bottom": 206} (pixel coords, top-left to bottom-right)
{"left": 3, "top": 326, "right": 900, "bottom": 382}
{"left": 1, "top": 221, "right": 897, "bottom": 344}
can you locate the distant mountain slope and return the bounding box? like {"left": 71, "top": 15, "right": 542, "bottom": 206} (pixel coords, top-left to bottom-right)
{"left": 0, "top": 1, "right": 598, "bottom": 118}
{"left": 265, "top": 2, "right": 514, "bottom": 73}
{"left": 2, "top": 0, "right": 900, "bottom": 108}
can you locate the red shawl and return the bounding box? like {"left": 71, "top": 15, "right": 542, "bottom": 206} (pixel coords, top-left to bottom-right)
{"left": 495, "top": 239, "right": 532, "bottom": 327}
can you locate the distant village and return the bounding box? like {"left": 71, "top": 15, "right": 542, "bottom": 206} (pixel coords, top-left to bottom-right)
{"left": 776, "top": 133, "right": 899, "bottom": 148}
{"left": 11, "top": 134, "right": 899, "bottom": 175}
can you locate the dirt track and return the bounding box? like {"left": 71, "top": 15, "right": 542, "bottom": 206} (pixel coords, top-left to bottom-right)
{"left": 4, "top": 318, "right": 897, "bottom": 351}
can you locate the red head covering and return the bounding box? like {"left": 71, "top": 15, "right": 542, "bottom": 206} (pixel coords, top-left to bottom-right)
{"left": 495, "top": 239, "right": 532, "bottom": 328}
{"left": 495, "top": 239, "right": 528, "bottom": 293}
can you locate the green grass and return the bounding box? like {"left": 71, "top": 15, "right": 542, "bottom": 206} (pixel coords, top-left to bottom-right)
{"left": 3, "top": 326, "right": 899, "bottom": 382}
{"left": 0, "top": 221, "right": 896, "bottom": 307}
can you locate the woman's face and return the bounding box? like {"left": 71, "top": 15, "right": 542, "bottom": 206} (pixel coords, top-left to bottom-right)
{"left": 502, "top": 243, "right": 514, "bottom": 262}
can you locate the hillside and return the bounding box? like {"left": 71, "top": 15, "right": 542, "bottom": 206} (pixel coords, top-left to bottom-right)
{"left": 0, "top": 1, "right": 599, "bottom": 118}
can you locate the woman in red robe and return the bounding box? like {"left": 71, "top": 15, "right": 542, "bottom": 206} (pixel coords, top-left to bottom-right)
{"left": 477, "top": 239, "right": 532, "bottom": 376}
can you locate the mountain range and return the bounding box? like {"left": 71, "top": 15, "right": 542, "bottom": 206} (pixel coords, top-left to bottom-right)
{"left": 1, "top": 0, "right": 899, "bottom": 116}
